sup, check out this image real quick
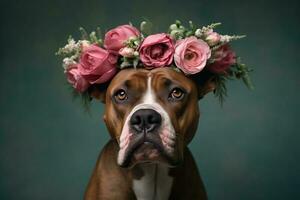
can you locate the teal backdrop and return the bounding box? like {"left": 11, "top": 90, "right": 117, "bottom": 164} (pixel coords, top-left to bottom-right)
{"left": 1, "top": 0, "right": 299, "bottom": 199}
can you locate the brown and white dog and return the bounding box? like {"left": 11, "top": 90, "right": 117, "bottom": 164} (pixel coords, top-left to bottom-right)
{"left": 84, "top": 67, "right": 215, "bottom": 200}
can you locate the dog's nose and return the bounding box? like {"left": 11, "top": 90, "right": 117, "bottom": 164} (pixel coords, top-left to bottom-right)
{"left": 130, "top": 109, "right": 162, "bottom": 133}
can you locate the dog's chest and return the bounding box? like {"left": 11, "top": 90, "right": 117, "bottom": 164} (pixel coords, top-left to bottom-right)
{"left": 132, "top": 164, "right": 173, "bottom": 200}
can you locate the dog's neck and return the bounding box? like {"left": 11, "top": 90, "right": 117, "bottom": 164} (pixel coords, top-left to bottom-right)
{"left": 132, "top": 163, "right": 173, "bottom": 200}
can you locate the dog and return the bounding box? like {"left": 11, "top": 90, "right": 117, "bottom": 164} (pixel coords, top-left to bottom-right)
{"left": 84, "top": 67, "right": 215, "bottom": 200}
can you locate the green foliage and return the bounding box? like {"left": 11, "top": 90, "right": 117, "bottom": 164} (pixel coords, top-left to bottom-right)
{"left": 213, "top": 59, "right": 254, "bottom": 105}
{"left": 124, "top": 36, "right": 141, "bottom": 49}
{"left": 230, "top": 58, "right": 254, "bottom": 90}
{"left": 140, "top": 20, "right": 153, "bottom": 36}
{"left": 79, "top": 27, "right": 89, "bottom": 40}
{"left": 79, "top": 27, "right": 103, "bottom": 45}
{"left": 213, "top": 75, "right": 229, "bottom": 106}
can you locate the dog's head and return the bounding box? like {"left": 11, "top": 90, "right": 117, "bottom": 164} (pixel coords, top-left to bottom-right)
{"left": 91, "top": 67, "right": 215, "bottom": 168}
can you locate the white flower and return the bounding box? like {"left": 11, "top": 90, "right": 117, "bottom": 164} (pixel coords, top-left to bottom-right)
{"left": 170, "top": 29, "right": 184, "bottom": 38}
{"left": 195, "top": 29, "right": 202, "bottom": 37}
{"left": 61, "top": 38, "right": 82, "bottom": 54}
{"left": 169, "top": 24, "right": 178, "bottom": 30}
{"left": 64, "top": 39, "right": 76, "bottom": 51}
{"left": 79, "top": 40, "right": 91, "bottom": 49}
{"left": 220, "top": 35, "right": 245, "bottom": 43}
{"left": 220, "top": 35, "right": 231, "bottom": 43}
{"left": 205, "top": 32, "right": 221, "bottom": 46}
{"left": 119, "top": 47, "right": 135, "bottom": 57}
{"left": 63, "top": 57, "right": 76, "bottom": 70}
{"left": 133, "top": 51, "right": 139, "bottom": 57}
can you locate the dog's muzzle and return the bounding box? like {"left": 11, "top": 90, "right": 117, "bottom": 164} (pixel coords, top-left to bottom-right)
{"left": 130, "top": 109, "right": 162, "bottom": 134}
{"left": 118, "top": 105, "right": 177, "bottom": 168}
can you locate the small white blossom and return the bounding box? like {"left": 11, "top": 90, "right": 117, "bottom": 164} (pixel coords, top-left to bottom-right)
{"left": 169, "top": 24, "right": 178, "bottom": 31}
{"left": 133, "top": 51, "right": 139, "bottom": 57}
{"left": 119, "top": 47, "right": 135, "bottom": 58}
{"left": 195, "top": 29, "right": 202, "bottom": 37}
{"left": 79, "top": 40, "right": 91, "bottom": 49}
{"left": 220, "top": 35, "right": 246, "bottom": 43}
{"left": 63, "top": 57, "right": 76, "bottom": 70}
{"left": 205, "top": 32, "right": 221, "bottom": 46}
{"left": 64, "top": 39, "right": 77, "bottom": 53}
{"left": 220, "top": 35, "right": 231, "bottom": 43}
{"left": 60, "top": 38, "right": 83, "bottom": 55}
{"left": 170, "top": 29, "right": 184, "bottom": 39}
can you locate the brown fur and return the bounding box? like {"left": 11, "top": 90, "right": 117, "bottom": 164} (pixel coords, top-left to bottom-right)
{"left": 85, "top": 68, "right": 214, "bottom": 200}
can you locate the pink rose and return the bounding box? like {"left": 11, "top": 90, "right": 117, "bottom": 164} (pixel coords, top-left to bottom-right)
{"left": 78, "top": 44, "right": 118, "bottom": 84}
{"left": 104, "top": 25, "right": 140, "bottom": 52}
{"left": 205, "top": 32, "right": 221, "bottom": 46}
{"left": 66, "top": 64, "right": 90, "bottom": 92}
{"left": 139, "top": 33, "right": 174, "bottom": 68}
{"left": 208, "top": 45, "right": 236, "bottom": 74}
{"left": 174, "top": 36, "right": 211, "bottom": 74}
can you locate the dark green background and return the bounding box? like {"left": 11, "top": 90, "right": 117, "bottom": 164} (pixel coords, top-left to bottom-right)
{"left": 1, "top": 0, "right": 299, "bottom": 199}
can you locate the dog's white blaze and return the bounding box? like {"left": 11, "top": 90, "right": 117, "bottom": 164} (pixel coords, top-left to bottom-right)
{"left": 118, "top": 76, "right": 176, "bottom": 165}
{"left": 117, "top": 76, "right": 175, "bottom": 199}
{"left": 131, "top": 77, "right": 174, "bottom": 199}
{"left": 143, "top": 76, "right": 155, "bottom": 104}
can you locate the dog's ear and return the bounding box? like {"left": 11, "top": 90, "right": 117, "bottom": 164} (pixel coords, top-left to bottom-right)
{"left": 191, "top": 70, "right": 216, "bottom": 100}
{"left": 89, "top": 84, "right": 108, "bottom": 103}
{"left": 197, "top": 77, "right": 216, "bottom": 99}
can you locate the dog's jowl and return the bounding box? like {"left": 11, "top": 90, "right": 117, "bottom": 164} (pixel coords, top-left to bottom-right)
{"left": 84, "top": 68, "right": 211, "bottom": 200}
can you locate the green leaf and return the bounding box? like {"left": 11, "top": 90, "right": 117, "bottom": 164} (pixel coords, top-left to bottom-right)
{"left": 213, "top": 75, "right": 228, "bottom": 106}
{"left": 140, "top": 20, "right": 153, "bottom": 36}
{"left": 89, "top": 31, "right": 98, "bottom": 43}
{"left": 96, "top": 27, "right": 102, "bottom": 39}
{"left": 232, "top": 61, "right": 254, "bottom": 90}
{"left": 79, "top": 27, "right": 89, "bottom": 40}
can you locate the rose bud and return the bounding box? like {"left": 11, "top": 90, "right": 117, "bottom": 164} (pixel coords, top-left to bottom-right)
{"left": 205, "top": 32, "right": 221, "bottom": 46}
{"left": 104, "top": 25, "right": 140, "bottom": 52}
{"left": 119, "top": 47, "right": 135, "bottom": 58}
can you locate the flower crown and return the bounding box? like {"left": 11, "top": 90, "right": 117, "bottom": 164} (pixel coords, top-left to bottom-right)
{"left": 56, "top": 20, "right": 253, "bottom": 105}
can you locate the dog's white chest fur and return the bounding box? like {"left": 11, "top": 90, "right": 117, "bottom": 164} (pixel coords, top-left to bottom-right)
{"left": 133, "top": 164, "right": 173, "bottom": 200}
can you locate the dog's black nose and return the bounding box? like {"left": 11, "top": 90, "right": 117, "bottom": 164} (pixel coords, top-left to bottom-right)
{"left": 130, "top": 109, "right": 162, "bottom": 133}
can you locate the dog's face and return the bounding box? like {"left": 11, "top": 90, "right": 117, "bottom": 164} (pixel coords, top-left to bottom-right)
{"left": 94, "top": 67, "right": 213, "bottom": 168}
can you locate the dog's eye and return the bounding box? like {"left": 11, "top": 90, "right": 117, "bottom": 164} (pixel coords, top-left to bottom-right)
{"left": 169, "top": 88, "right": 185, "bottom": 100}
{"left": 115, "top": 89, "right": 127, "bottom": 101}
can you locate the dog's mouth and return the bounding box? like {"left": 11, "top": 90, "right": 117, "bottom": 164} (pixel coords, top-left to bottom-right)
{"left": 119, "top": 133, "right": 176, "bottom": 168}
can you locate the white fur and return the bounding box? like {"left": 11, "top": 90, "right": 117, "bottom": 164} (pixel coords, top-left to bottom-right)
{"left": 133, "top": 164, "right": 173, "bottom": 200}
{"left": 118, "top": 76, "right": 175, "bottom": 165}
{"left": 117, "top": 76, "right": 175, "bottom": 199}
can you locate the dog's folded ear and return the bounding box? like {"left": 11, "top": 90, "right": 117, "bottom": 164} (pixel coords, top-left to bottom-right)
{"left": 191, "top": 70, "right": 216, "bottom": 100}
{"left": 197, "top": 78, "right": 216, "bottom": 99}
{"left": 89, "top": 83, "right": 108, "bottom": 103}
